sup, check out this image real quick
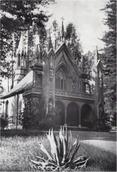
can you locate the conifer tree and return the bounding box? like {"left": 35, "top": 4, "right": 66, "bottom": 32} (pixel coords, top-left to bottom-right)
{"left": 0, "top": 0, "right": 53, "bottom": 77}
{"left": 102, "top": 0, "right": 116, "bottom": 122}
{"left": 65, "top": 23, "right": 82, "bottom": 63}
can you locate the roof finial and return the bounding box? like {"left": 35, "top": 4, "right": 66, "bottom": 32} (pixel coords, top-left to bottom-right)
{"left": 61, "top": 17, "right": 65, "bottom": 41}
{"left": 96, "top": 46, "right": 100, "bottom": 61}
{"left": 48, "top": 28, "right": 53, "bottom": 51}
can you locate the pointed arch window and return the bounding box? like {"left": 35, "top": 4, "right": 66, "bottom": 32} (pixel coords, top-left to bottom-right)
{"left": 55, "top": 77, "right": 60, "bottom": 89}
{"left": 84, "top": 82, "right": 91, "bottom": 94}
{"left": 55, "top": 67, "right": 67, "bottom": 90}
{"left": 61, "top": 78, "right": 64, "bottom": 90}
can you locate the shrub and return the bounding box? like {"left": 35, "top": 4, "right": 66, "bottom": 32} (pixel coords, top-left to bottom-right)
{"left": 38, "top": 115, "right": 57, "bottom": 130}
{"left": 97, "top": 113, "right": 112, "bottom": 131}
{"left": 31, "top": 127, "right": 89, "bottom": 171}
{"left": 0, "top": 116, "right": 8, "bottom": 130}
{"left": 110, "top": 112, "right": 116, "bottom": 126}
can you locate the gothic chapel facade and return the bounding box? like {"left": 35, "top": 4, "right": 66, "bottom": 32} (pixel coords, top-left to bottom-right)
{"left": 1, "top": 27, "right": 97, "bottom": 129}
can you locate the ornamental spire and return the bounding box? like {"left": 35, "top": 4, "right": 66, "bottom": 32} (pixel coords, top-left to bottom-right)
{"left": 16, "top": 31, "right": 28, "bottom": 56}
{"left": 61, "top": 17, "right": 65, "bottom": 41}
{"left": 48, "top": 29, "right": 53, "bottom": 51}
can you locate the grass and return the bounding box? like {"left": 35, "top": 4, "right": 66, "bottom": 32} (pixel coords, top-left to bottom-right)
{"left": 0, "top": 132, "right": 116, "bottom": 171}
{"left": 1, "top": 129, "right": 116, "bottom": 141}
{"left": 79, "top": 143, "right": 116, "bottom": 171}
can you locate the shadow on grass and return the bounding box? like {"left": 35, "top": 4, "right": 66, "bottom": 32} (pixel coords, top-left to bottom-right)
{"left": 0, "top": 129, "right": 46, "bottom": 137}
{"left": 1, "top": 129, "right": 116, "bottom": 141}
{"left": 79, "top": 143, "right": 116, "bottom": 171}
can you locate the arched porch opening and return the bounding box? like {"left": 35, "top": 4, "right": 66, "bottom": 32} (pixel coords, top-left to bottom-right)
{"left": 81, "top": 104, "right": 95, "bottom": 128}
{"left": 67, "top": 102, "right": 79, "bottom": 126}
{"left": 55, "top": 101, "right": 65, "bottom": 125}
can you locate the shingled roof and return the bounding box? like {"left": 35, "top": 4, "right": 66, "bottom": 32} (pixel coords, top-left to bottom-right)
{"left": 0, "top": 71, "right": 33, "bottom": 99}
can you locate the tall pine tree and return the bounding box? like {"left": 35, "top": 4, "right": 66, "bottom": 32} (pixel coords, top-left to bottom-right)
{"left": 102, "top": 0, "right": 116, "bottom": 123}
{"left": 65, "top": 23, "right": 82, "bottom": 63}
{"left": 0, "top": 0, "right": 53, "bottom": 77}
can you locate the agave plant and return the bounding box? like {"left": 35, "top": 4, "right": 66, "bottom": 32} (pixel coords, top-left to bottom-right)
{"left": 31, "top": 127, "right": 89, "bottom": 171}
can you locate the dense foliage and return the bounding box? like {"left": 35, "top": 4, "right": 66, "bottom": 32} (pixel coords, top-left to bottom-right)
{"left": 0, "top": 0, "right": 53, "bottom": 77}
{"left": 0, "top": 116, "right": 8, "bottom": 130}
{"left": 101, "top": 0, "right": 116, "bottom": 123}
{"left": 65, "top": 23, "right": 82, "bottom": 63}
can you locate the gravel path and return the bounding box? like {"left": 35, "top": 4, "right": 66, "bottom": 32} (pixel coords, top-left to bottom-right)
{"left": 81, "top": 140, "right": 116, "bottom": 154}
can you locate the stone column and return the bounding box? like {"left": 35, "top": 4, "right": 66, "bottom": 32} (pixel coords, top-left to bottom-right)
{"left": 78, "top": 104, "right": 82, "bottom": 128}
{"left": 64, "top": 100, "right": 69, "bottom": 126}
{"left": 5, "top": 100, "right": 9, "bottom": 119}
{"left": 23, "top": 63, "right": 44, "bottom": 129}
{"left": 64, "top": 105, "right": 67, "bottom": 125}
{"left": 48, "top": 65, "right": 55, "bottom": 114}
{"left": 47, "top": 51, "right": 55, "bottom": 117}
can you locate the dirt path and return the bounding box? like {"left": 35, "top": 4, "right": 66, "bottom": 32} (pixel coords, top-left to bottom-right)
{"left": 81, "top": 140, "right": 116, "bottom": 154}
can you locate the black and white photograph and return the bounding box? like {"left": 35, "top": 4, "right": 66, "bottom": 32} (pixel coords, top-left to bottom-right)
{"left": 0, "top": 0, "right": 116, "bottom": 171}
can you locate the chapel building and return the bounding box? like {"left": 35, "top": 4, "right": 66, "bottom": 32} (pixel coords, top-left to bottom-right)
{"left": 0, "top": 27, "right": 98, "bottom": 129}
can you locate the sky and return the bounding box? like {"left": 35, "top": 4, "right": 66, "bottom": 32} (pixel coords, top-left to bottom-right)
{"left": 0, "top": 0, "right": 108, "bottom": 54}
{"left": 48, "top": 0, "right": 108, "bottom": 53}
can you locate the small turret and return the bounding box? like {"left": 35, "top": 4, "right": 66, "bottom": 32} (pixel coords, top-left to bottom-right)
{"left": 16, "top": 31, "right": 28, "bottom": 69}
{"left": 48, "top": 30, "right": 53, "bottom": 51}
{"left": 15, "top": 31, "right": 28, "bottom": 83}
{"left": 61, "top": 17, "right": 65, "bottom": 41}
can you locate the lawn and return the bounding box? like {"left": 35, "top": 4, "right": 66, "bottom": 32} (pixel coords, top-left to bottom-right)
{"left": 0, "top": 131, "right": 116, "bottom": 171}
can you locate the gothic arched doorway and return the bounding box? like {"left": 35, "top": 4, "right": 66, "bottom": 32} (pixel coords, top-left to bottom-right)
{"left": 55, "top": 101, "right": 65, "bottom": 125}
{"left": 67, "top": 102, "right": 79, "bottom": 126}
{"left": 81, "top": 104, "right": 95, "bottom": 128}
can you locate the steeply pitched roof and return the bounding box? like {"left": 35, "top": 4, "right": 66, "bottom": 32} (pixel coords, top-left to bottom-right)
{"left": 0, "top": 71, "right": 33, "bottom": 99}
{"left": 55, "top": 42, "right": 80, "bottom": 76}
